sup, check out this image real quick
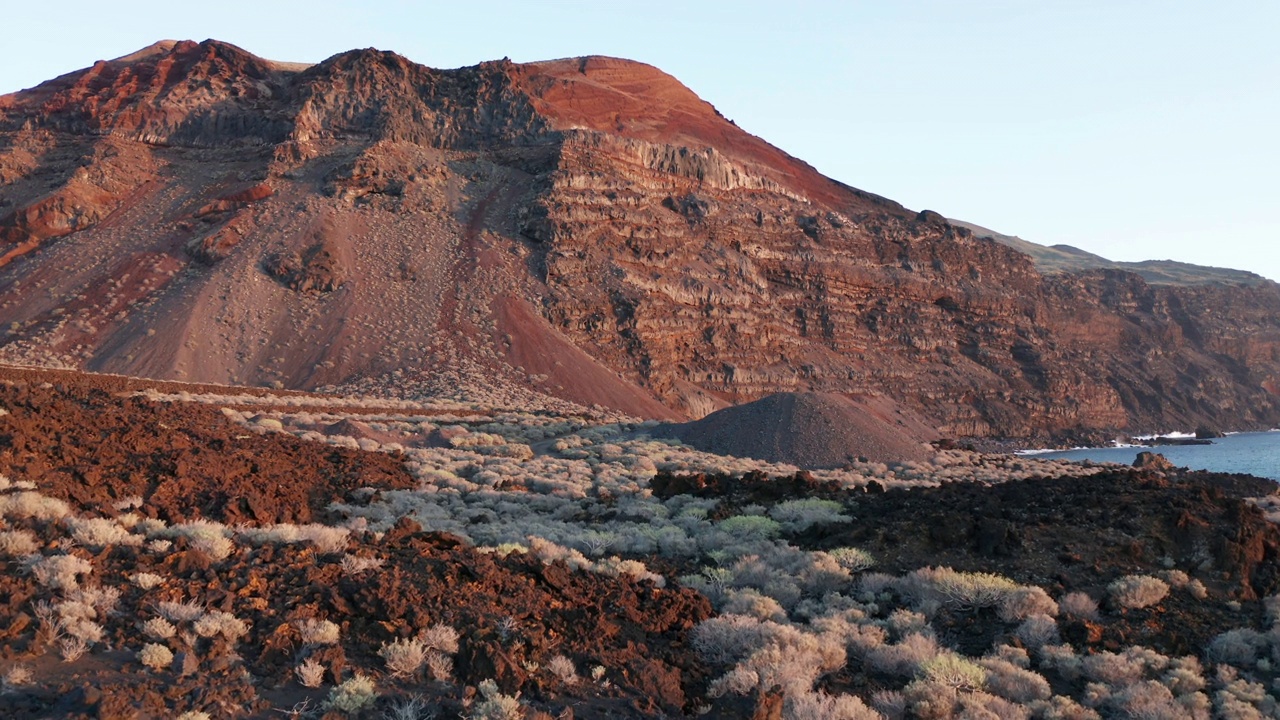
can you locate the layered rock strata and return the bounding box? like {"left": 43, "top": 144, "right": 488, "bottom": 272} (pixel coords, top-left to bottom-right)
{"left": 1, "top": 40, "right": 1277, "bottom": 438}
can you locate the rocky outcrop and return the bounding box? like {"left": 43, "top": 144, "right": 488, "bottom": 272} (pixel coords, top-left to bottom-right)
{"left": 0, "top": 40, "right": 1277, "bottom": 438}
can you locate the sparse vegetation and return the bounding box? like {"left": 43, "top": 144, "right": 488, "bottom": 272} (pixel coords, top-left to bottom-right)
{"left": 0, "top": 371, "right": 1276, "bottom": 718}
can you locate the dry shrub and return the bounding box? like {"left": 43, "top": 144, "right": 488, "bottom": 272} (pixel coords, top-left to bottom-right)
{"left": 1059, "top": 591, "right": 1100, "bottom": 621}
{"left": 1207, "top": 629, "right": 1266, "bottom": 667}
{"left": 999, "top": 586, "right": 1059, "bottom": 622}
{"left": 787, "top": 691, "right": 882, "bottom": 720}
{"left": 142, "top": 617, "right": 177, "bottom": 640}
{"left": 979, "top": 656, "right": 1052, "bottom": 703}
{"left": 547, "top": 654, "right": 577, "bottom": 684}
{"left": 0, "top": 529, "right": 39, "bottom": 556}
{"left": 30, "top": 554, "right": 93, "bottom": 591}
{"left": 295, "top": 618, "right": 339, "bottom": 646}
{"left": 379, "top": 637, "right": 428, "bottom": 678}
{"left": 1108, "top": 575, "right": 1169, "bottom": 610}
{"left": 138, "top": 643, "right": 173, "bottom": 671}
{"left": 296, "top": 659, "right": 325, "bottom": 688}
{"left": 1015, "top": 613, "right": 1061, "bottom": 650}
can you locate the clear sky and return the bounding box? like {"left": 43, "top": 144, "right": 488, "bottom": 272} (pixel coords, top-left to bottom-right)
{"left": 2, "top": 1, "right": 1276, "bottom": 280}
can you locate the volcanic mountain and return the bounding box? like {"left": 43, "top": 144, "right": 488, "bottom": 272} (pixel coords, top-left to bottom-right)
{"left": 1, "top": 39, "right": 1278, "bottom": 440}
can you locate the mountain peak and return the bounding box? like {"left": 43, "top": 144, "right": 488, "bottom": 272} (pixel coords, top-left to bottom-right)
{"left": 1, "top": 40, "right": 1278, "bottom": 438}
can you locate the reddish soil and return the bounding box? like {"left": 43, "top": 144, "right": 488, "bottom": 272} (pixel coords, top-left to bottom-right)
{"left": 494, "top": 295, "right": 679, "bottom": 420}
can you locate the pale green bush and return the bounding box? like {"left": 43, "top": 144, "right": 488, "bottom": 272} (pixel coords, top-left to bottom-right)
{"left": 717, "top": 515, "right": 782, "bottom": 540}
{"left": 905, "top": 567, "right": 1018, "bottom": 610}
{"left": 471, "top": 679, "right": 523, "bottom": 720}
{"left": 828, "top": 547, "right": 876, "bottom": 573}
{"left": 919, "top": 653, "right": 987, "bottom": 691}
{"left": 325, "top": 674, "right": 377, "bottom": 713}
{"left": 768, "top": 498, "right": 849, "bottom": 531}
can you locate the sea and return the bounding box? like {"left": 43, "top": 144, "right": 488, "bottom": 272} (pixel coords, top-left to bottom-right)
{"left": 1023, "top": 430, "right": 1280, "bottom": 482}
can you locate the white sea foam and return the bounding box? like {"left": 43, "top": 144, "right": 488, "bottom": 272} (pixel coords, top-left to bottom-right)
{"left": 1131, "top": 430, "right": 1196, "bottom": 440}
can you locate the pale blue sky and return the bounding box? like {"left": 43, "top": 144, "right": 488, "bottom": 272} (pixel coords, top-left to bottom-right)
{"left": 2, "top": 1, "right": 1276, "bottom": 280}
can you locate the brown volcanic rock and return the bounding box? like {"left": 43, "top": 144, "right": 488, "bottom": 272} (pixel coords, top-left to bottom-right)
{"left": 0, "top": 371, "right": 711, "bottom": 718}
{"left": 654, "top": 465, "right": 1280, "bottom": 656}
{"left": 0, "top": 374, "right": 415, "bottom": 524}
{"left": 658, "top": 392, "right": 936, "bottom": 466}
{"left": 0, "top": 40, "right": 1278, "bottom": 439}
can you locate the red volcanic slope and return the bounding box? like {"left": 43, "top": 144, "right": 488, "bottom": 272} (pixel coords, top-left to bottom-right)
{"left": 512, "top": 56, "right": 908, "bottom": 215}
{"left": 0, "top": 40, "right": 1278, "bottom": 441}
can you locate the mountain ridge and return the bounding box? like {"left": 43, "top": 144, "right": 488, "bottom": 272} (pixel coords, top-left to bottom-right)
{"left": 1, "top": 39, "right": 1278, "bottom": 440}
{"left": 949, "top": 219, "right": 1267, "bottom": 287}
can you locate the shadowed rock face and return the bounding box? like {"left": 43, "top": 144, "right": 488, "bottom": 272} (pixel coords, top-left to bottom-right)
{"left": 1, "top": 39, "right": 1278, "bottom": 439}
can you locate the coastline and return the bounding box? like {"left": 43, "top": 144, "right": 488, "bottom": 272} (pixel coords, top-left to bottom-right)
{"left": 1007, "top": 429, "right": 1280, "bottom": 482}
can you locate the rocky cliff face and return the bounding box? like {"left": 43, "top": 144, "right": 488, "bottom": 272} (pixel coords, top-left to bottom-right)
{"left": 1, "top": 40, "right": 1277, "bottom": 438}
